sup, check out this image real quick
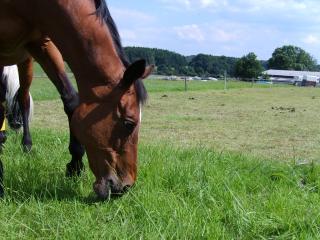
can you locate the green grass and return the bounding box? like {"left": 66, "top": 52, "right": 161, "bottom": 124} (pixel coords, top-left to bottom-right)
{"left": 2, "top": 76, "right": 320, "bottom": 238}
{"left": 29, "top": 76, "right": 284, "bottom": 101}
{"left": 143, "top": 79, "right": 283, "bottom": 93}
{"left": 1, "top": 129, "right": 320, "bottom": 239}
{"left": 137, "top": 87, "right": 320, "bottom": 163}
{"left": 30, "top": 77, "right": 77, "bottom": 101}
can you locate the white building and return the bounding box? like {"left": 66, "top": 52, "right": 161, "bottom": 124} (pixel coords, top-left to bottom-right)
{"left": 263, "top": 69, "right": 320, "bottom": 84}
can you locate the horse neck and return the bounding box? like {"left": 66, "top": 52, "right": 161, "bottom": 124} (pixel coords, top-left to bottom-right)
{"left": 21, "top": 0, "right": 125, "bottom": 101}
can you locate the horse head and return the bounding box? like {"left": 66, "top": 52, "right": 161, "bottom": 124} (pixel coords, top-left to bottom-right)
{"left": 71, "top": 60, "right": 154, "bottom": 199}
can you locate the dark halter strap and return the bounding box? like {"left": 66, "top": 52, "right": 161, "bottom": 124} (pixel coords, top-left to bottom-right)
{"left": 0, "top": 67, "right": 7, "bottom": 103}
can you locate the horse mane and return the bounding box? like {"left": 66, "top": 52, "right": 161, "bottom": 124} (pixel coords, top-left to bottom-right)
{"left": 94, "top": 0, "right": 148, "bottom": 105}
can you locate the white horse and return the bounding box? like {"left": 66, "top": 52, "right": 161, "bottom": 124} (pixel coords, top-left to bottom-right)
{"left": 0, "top": 65, "right": 34, "bottom": 135}
{"left": 0, "top": 65, "right": 35, "bottom": 196}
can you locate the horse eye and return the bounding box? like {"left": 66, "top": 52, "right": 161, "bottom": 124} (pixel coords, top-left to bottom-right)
{"left": 123, "top": 120, "right": 136, "bottom": 132}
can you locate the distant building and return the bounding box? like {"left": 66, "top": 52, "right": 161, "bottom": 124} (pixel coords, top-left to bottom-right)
{"left": 263, "top": 69, "right": 320, "bottom": 84}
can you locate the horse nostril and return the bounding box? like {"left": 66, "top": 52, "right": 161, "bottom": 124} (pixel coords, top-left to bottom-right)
{"left": 108, "top": 179, "right": 131, "bottom": 195}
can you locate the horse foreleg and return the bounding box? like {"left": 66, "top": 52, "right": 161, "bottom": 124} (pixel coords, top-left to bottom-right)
{"left": 0, "top": 66, "right": 7, "bottom": 151}
{"left": 0, "top": 66, "right": 5, "bottom": 197}
{"left": 27, "top": 38, "right": 85, "bottom": 176}
{"left": 0, "top": 103, "right": 4, "bottom": 197}
{"left": 17, "top": 57, "right": 33, "bottom": 152}
{"left": 0, "top": 159, "right": 3, "bottom": 198}
{"left": 0, "top": 103, "right": 6, "bottom": 152}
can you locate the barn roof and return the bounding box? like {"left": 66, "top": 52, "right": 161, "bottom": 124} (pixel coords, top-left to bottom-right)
{"left": 263, "top": 69, "right": 320, "bottom": 77}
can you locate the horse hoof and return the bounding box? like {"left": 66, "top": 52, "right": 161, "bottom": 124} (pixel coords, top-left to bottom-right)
{"left": 23, "top": 144, "right": 32, "bottom": 153}
{"left": 66, "top": 162, "right": 84, "bottom": 177}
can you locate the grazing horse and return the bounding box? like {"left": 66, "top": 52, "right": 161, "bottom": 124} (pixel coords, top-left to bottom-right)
{"left": 0, "top": 65, "right": 34, "bottom": 151}
{"left": 0, "top": 0, "right": 153, "bottom": 199}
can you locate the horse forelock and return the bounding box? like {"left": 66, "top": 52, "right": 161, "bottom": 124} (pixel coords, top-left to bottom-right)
{"left": 94, "top": 0, "right": 148, "bottom": 106}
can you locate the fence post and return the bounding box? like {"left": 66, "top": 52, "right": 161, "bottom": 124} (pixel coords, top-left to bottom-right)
{"left": 184, "top": 77, "right": 188, "bottom": 91}
{"left": 224, "top": 71, "right": 227, "bottom": 90}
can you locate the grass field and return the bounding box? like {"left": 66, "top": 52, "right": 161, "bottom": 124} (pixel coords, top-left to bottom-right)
{"left": 1, "top": 77, "right": 320, "bottom": 239}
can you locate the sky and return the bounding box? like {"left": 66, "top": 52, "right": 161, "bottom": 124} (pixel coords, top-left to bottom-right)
{"left": 108, "top": 0, "right": 320, "bottom": 61}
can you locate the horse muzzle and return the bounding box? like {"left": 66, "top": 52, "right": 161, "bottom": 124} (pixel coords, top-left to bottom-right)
{"left": 93, "top": 177, "right": 131, "bottom": 200}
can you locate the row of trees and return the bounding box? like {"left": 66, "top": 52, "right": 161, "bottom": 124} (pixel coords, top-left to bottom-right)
{"left": 125, "top": 47, "right": 238, "bottom": 77}
{"left": 124, "top": 46, "right": 319, "bottom": 79}
{"left": 236, "top": 45, "right": 319, "bottom": 79}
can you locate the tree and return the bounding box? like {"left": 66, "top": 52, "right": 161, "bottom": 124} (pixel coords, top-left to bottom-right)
{"left": 125, "top": 47, "right": 188, "bottom": 75}
{"left": 189, "top": 54, "right": 238, "bottom": 77}
{"left": 235, "top": 52, "right": 263, "bottom": 79}
{"left": 124, "top": 47, "right": 240, "bottom": 77}
{"left": 268, "top": 45, "right": 317, "bottom": 71}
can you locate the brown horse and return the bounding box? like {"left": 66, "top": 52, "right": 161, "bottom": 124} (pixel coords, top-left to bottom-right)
{"left": 0, "top": 0, "right": 153, "bottom": 199}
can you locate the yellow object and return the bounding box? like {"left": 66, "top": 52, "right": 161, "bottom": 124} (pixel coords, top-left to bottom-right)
{"left": 0, "top": 101, "right": 5, "bottom": 131}
{"left": 0, "top": 118, "right": 5, "bottom": 131}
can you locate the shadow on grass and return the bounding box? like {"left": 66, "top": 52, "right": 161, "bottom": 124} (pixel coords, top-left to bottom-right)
{"left": 4, "top": 170, "right": 87, "bottom": 203}
{"left": 0, "top": 130, "right": 136, "bottom": 204}
{"left": 0, "top": 150, "right": 95, "bottom": 203}
{"left": 1, "top": 155, "right": 131, "bottom": 204}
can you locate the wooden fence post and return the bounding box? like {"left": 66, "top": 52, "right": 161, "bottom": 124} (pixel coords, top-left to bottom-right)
{"left": 224, "top": 71, "right": 227, "bottom": 90}
{"left": 184, "top": 77, "right": 188, "bottom": 91}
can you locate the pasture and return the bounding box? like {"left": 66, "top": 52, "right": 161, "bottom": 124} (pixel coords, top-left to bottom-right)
{"left": 0, "top": 77, "right": 320, "bottom": 239}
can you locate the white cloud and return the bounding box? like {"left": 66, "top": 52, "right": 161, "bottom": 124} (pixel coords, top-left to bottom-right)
{"left": 176, "top": 21, "right": 249, "bottom": 42}
{"left": 199, "top": 0, "right": 227, "bottom": 8}
{"left": 110, "top": 7, "right": 156, "bottom": 26}
{"left": 174, "top": 24, "right": 205, "bottom": 42}
{"left": 303, "top": 35, "right": 320, "bottom": 44}
{"left": 160, "top": 0, "right": 228, "bottom": 10}
{"left": 107, "top": 0, "right": 320, "bottom": 60}
{"left": 109, "top": 7, "right": 161, "bottom": 46}
{"left": 212, "top": 29, "right": 238, "bottom": 42}
{"left": 120, "top": 30, "right": 137, "bottom": 41}
{"left": 158, "top": 0, "right": 320, "bottom": 16}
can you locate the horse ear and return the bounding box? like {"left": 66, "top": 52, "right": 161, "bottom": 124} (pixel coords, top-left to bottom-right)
{"left": 120, "top": 59, "right": 146, "bottom": 89}
{"left": 142, "top": 65, "right": 155, "bottom": 79}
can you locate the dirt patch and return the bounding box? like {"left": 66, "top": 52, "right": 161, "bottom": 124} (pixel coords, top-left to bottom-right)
{"left": 271, "top": 106, "right": 296, "bottom": 113}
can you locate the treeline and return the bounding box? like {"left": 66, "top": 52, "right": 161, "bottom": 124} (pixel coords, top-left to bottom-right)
{"left": 124, "top": 46, "right": 320, "bottom": 79}
{"left": 124, "top": 47, "right": 240, "bottom": 77}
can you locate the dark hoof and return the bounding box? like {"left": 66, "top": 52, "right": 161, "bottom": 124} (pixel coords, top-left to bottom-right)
{"left": 66, "top": 161, "right": 84, "bottom": 177}
{"left": 23, "top": 144, "right": 32, "bottom": 153}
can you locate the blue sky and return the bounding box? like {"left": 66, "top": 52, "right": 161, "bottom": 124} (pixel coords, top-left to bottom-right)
{"left": 108, "top": 0, "right": 320, "bottom": 61}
